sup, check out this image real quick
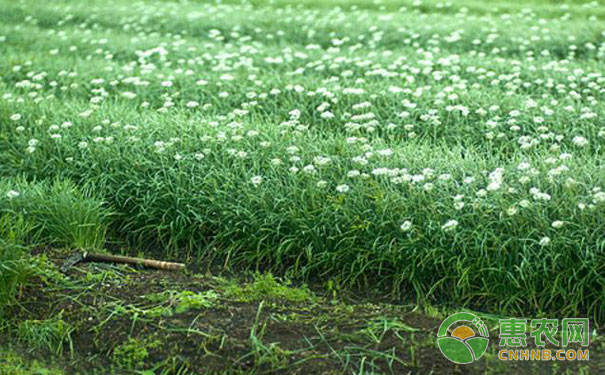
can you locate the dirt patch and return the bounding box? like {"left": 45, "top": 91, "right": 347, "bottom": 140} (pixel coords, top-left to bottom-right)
{"left": 1, "top": 251, "right": 603, "bottom": 375}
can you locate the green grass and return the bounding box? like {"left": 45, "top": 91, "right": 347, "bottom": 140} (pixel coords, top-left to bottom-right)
{"left": 0, "top": 178, "right": 110, "bottom": 315}
{"left": 0, "top": 179, "right": 109, "bottom": 250}
{"left": 17, "top": 313, "right": 74, "bottom": 357}
{"left": 223, "top": 273, "right": 315, "bottom": 303}
{"left": 0, "top": 0, "right": 604, "bottom": 324}
{"left": 112, "top": 337, "right": 160, "bottom": 371}
{"left": 0, "top": 348, "right": 64, "bottom": 375}
{"left": 0, "top": 214, "right": 35, "bottom": 318}
{"left": 145, "top": 289, "right": 220, "bottom": 314}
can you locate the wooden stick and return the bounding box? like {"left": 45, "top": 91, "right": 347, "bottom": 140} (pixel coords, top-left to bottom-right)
{"left": 83, "top": 252, "right": 185, "bottom": 271}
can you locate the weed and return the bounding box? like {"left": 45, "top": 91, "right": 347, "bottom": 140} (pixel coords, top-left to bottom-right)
{"left": 145, "top": 290, "right": 220, "bottom": 315}
{"left": 223, "top": 273, "right": 314, "bottom": 304}
{"left": 25, "top": 180, "right": 110, "bottom": 250}
{"left": 359, "top": 317, "right": 419, "bottom": 345}
{"left": 17, "top": 313, "right": 74, "bottom": 356}
{"left": 0, "top": 179, "right": 110, "bottom": 250}
{"left": 0, "top": 348, "right": 63, "bottom": 375}
{"left": 0, "top": 214, "right": 36, "bottom": 316}
{"left": 112, "top": 337, "right": 160, "bottom": 370}
{"left": 242, "top": 301, "right": 293, "bottom": 370}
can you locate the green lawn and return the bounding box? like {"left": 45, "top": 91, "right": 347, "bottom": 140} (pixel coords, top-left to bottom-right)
{"left": 1, "top": 0, "right": 604, "bottom": 327}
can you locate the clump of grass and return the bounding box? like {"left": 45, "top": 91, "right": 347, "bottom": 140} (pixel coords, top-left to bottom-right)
{"left": 145, "top": 290, "right": 219, "bottom": 315}
{"left": 0, "top": 214, "right": 36, "bottom": 317}
{"left": 21, "top": 180, "right": 109, "bottom": 250}
{"left": 0, "top": 348, "right": 64, "bottom": 375}
{"left": 17, "top": 313, "right": 74, "bottom": 356}
{"left": 243, "top": 301, "right": 293, "bottom": 370}
{"left": 359, "top": 317, "right": 419, "bottom": 345}
{"left": 223, "top": 273, "right": 314, "bottom": 303}
{"left": 112, "top": 337, "right": 160, "bottom": 370}
{"left": 1, "top": 179, "right": 111, "bottom": 250}
{"left": 0, "top": 179, "right": 110, "bottom": 315}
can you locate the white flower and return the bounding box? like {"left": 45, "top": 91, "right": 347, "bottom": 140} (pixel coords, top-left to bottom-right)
{"left": 6, "top": 190, "right": 20, "bottom": 199}
{"left": 316, "top": 180, "right": 328, "bottom": 188}
{"left": 10, "top": 113, "right": 21, "bottom": 121}
{"left": 320, "top": 111, "right": 335, "bottom": 119}
{"left": 289, "top": 109, "right": 301, "bottom": 119}
{"left": 551, "top": 220, "right": 564, "bottom": 229}
{"left": 302, "top": 164, "right": 316, "bottom": 174}
{"left": 336, "top": 184, "right": 350, "bottom": 193}
{"left": 572, "top": 136, "right": 588, "bottom": 147}
{"left": 376, "top": 149, "right": 393, "bottom": 157}
{"left": 518, "top": 176, "right": 531, "bottom": 184}
{"left": 251, "top": 176, "right": 263, "bottom": 185}
{"left": 486, "top": 181, "right": 501, "bottom": 191}
{"left": 313, "top": 156, "right": 331, "bottom": 165}
{"left": 539, "top": 237, "right": 551, "bottom": 246}
{"left": 533, "top": 192, "right": 551, "bottom": 201}
{"left": 286, "top": 146, "right": 299, "bottom": 154}
{"left": 441, "top": 219, "right": 459, "bottom": 232}
{"left": 400, "top": 220, "right": 412, "bottom": 232}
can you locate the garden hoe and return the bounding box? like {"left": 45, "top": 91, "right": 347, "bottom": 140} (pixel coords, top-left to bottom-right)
{"left": 60, "top": 251, "right": 186, "bottom": 273}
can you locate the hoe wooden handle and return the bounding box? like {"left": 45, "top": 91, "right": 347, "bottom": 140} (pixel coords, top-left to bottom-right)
{"left": 83, "top": 252, "right": 185, "bottom": 271}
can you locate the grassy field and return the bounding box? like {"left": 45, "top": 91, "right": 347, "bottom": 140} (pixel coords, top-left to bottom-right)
{"left": 1, "top": 0, "right": 604, "bottom": 373}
